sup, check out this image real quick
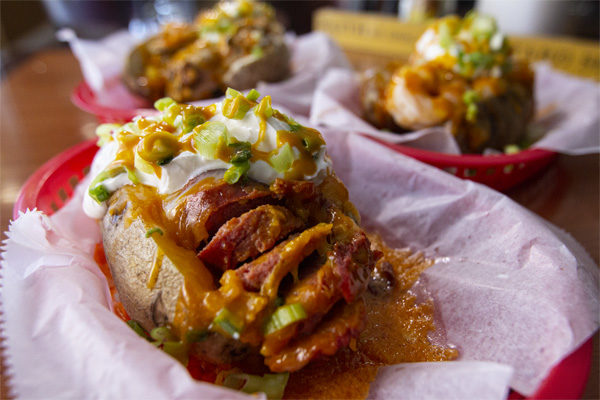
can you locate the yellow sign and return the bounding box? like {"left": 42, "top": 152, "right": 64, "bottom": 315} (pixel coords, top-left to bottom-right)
{"left": 313, "top": 8, "right": 599, "bottom": 80}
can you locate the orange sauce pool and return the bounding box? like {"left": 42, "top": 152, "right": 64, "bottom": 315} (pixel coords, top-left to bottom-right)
{"left": 94, "top": 233, "right": 458, "bottom": 398}
{"left": 283, "top": 235, "right": 458, "bottom": 399}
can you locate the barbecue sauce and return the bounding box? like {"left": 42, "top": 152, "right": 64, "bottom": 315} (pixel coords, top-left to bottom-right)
{"left": 283, "top": 235, "right": 458, "bottom": 399}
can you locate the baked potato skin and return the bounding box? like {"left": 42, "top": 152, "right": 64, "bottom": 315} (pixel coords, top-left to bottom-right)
{"left": 222, "top": 39, "right": 290, "bottom": 91}
{"left": 456, "top": 84, "right": 534, "bottom": 153}
{"left": 360, "top": 67, "right": 534, "bottom": 153}
{"left": 101, "top": 189, "right": 185, "bottom": 333}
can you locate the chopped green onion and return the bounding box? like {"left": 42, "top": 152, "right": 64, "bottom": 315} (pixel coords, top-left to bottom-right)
{"left": 186, "top": 329, "right": 209, "bottom": 343}
{"left": 127, "top": 320, "right": 148, "bottom": 338}
{"left": 138, "top": 132, "right": 179, "bottom": 163}
{"left": 163, "top": 341, "right": 188, "bottom": 364}
{"left": 301, "top": 136, "right": 322, "bottom": 153}
{"left": 255, "top": 96, "right": 273, "bottom": 119}
{"left": 211, "top": 308, "right": 243, "bottom": 339}
{"left": 463, "top": 89, "right": 480, "bottom": 105}
{"left": 269, "top": 143, "right": 295, "bottom": 173}
{"left": 466, "top": 103, "right": 478, "bottom": 122}
{"left": 439, "top": 21, "right": 453, "bottom": 49}
{"left": 251, "top": 45, "right": 264, "bottom": 58}
{"left": 228, "top": 141, "right": 252, "bottom": 164}
{"left": 134, "top": 151, "right": 154, "bottom": 175}
{"left": 182, "top": 113, "right": 206, "bottom": 133}
{"left": 95, "top": 123, "right": 119, "bottom": 146}
{"left": 193, "top": 121, "right": 228, "bottom": 159}
{"left": 215, "top": 18, "right": 235, "bottom": 34}
{"left": 162, "top": 104, "right": 180, "bottom": 125}
{"left": 150, "top": 326, "right": 177, "bottom": 343}
{"left": 145, "top": 227, "right": 164, "bottom": 238}
{"left": 88, "top": 164, "right": 140, "bottom": 203}
{"left": 154, "top": 97, "right": 175, "bottom": 112}
{"left": 471, "top": 14, "right": 496, "bottom": 40}
{"left": 89, "top": 184, "right": 110, "bottom": 203}
{"left": 282, "top": 114, "right": 301, "bottom": 132}
{"left": 125, "top": 166, "right": 139, "bottom": 184}
{"left": 88, "top": 167, "right": 124, "bottom": 203}
{"left": 222, "top": 94, "right": 254, "bottom": 120}
{"left": 468, "top": 52, "right": 495, "bottom": 70}
{"left": 264, "top": 303, "right": 307, "bottom": 335}
{"left": 226, "top": 87, "right": 242, "bottom": 98}
{"left": 223, "top": 372, "right": 289, "bottom": 400}
{"left": 224, "top": 162, "right": 250, "bottom": 184}
{"left": 463, "top": 89, "right": 480, "bottom": 122}
{"left": 246, "top": 89, "right": 260, "bottom": 101}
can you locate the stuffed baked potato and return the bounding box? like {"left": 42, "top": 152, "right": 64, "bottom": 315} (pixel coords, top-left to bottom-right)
{"left": 85, "top": 89, "right": 379, "bottom": 376}
{"left": 361, "top": 12, "right": 534, "bottom": 153}
{"left": 123, "top": 0, "right": 290, "bottom": 102}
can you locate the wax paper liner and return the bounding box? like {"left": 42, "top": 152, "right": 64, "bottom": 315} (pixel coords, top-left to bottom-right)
{"left": 59, "top": 28, "right": 350, "bottom": 117}
{"left": 1, "top": 131, "right": 598, "bottom": 399}
{"left": 310, "top": 65, "right": 600, "bottom": 155}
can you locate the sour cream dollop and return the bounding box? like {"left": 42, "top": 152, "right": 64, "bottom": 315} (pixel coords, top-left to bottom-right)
{"left": 83, "top": 91, "right": 332, "bottom": 219}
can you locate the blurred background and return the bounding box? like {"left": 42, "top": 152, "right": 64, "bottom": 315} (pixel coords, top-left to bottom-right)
{"left": 1, "top": 0, "right": 598, "bottom": 74}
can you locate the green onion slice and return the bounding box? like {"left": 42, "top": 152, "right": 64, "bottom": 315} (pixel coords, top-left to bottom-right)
{"left": 125, "top": 166, "right": 139, "bottom": 184}
{"left": 463, "top": 89, "right": 480, "bottom": 105}
{"left": 88, "top": 166, "right": 129, "bottom": 203}
{"left": 154, "top": 97, "right": 175, "bottom": 112}
{"left": 264, "top": 303, "right": 307, "bottom": 335}
{"left": 504, "top": 144, "right": 520, "bottom": 154}
{"left": 269, "top": 143, "right": 295, "bottom": 173}
{"left": 228, "top": 141, "right": 252, "bottom": 164}
{"left": 181, "top": 113, "right": 206, "bottom": 134}
{"left": 251, "top": 45, "right": 264, "bottom": 58}
{"left": 162, "top": 341, "right": 188, "bottom": 364}
{"left": 439, "top": 21, "right": 453, "bottom": 49}
{"left": 211, "top": 308, "right": 243, "bottom": 339}
{"left": 246, "top": 89, "right": 260, "bottom": 101}
{"left": 226, "top": 87, "right": 242, "bottom": 98}
{"left": 282, "top": 114, "right": 301, "bottom": 132}
{"left": 223, "top": 372, "right": 289, "bottom": 400}
{"left": 222, "top": 94, "right": 254, "bottom": 120}
{"left": 224, "top": 162, "right": 250, "bottom": 184}
{"left": 95, "top": 123, "right": 120, "bottom": 146}
{"left": 466, "top": 103, "right": 478, "bottom": 122}
{"left": 255, "top": 96, "right": 273, "bottom": 120}
{"left": 471, "top": 14, "right": 496, "bottom": 39}
{"left": 89, "top": 185, "right": 110, "bottom": 204}
{"left": 193, "top": 121, "right": 228, "bottom": 159}
{"left": 127, "top": 320, "right": 148, "bottom": 338}
{"left": 145, "top": 227, "right": 164, "bottom": 238}
{"left": 150, "top": 326, "right": 177, "bottom": 343}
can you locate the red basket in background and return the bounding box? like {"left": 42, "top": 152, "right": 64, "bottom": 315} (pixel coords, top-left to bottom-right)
{"left": 367, "top": 136, "right": 558, "bottom": 192}
{"left": 71, "top": 80, "right": 152, "bottom": 123}
{"left": 12, "top": 139, "right": 98, "bottom": 220}
{"left": 11, "top": 140, "right": 593, "bottom": 399}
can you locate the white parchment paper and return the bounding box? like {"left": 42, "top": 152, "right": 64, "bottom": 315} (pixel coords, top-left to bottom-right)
{"left": 1, "top": 132, "right": 597, "bottom": 399}
{"left": 60, "top": 29, "right": 350, "bottom": 117}
{"left": 310, "top": 65, "right": 600, "bottom": 155}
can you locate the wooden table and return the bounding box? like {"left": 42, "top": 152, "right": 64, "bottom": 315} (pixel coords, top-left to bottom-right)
{"left": 1, "top": 47, "right": 598, "bottom": 399}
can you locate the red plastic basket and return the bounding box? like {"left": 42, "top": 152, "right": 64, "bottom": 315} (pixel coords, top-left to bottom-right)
{"left": 366, "top": 136, "right": 558, "bottom": 192}
{"left": 12, "top": 140, "right": 593, "bottom": 399}
{"left": 13, "top": 139, "right": 98, "bottom": 219}
{"left": 71, "top": 80, "right": 152, "bottom": 123}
